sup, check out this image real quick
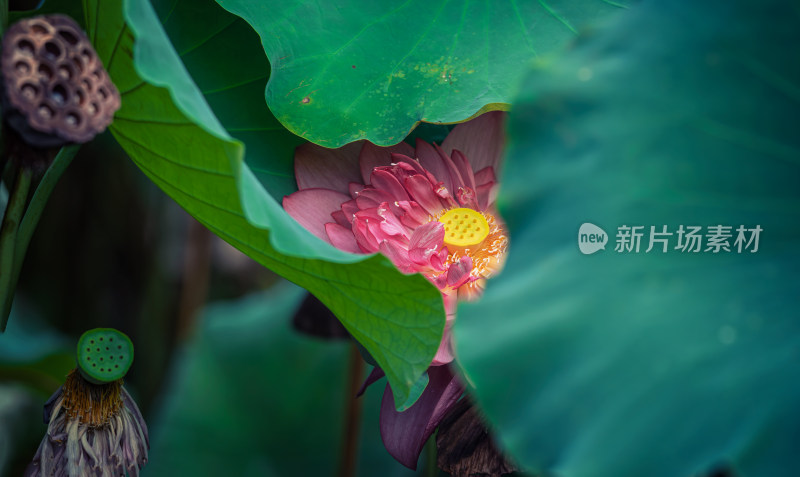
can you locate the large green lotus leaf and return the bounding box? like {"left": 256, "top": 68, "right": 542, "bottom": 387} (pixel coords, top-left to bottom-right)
{"left": 455, "top": 1, "right": 800, "bottom": 476}
{"left": 85, "top": 0, "right": 444, "bottom": 406}
{"left": 216, "top": 0, "right": 631, "bottom": 147}
{"left": 146, "top": 282, "right": 418, "bottom": 476}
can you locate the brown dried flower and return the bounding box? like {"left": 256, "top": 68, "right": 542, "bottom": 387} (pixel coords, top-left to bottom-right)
{"left": 1, "top": 14, "right": 120, "bottom": 148}
{"left": 25, "top": 369, "right": 149, "bottom": 477}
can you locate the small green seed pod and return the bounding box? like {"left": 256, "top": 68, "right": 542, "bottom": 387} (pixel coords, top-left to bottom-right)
{"left": 76, "top": 328, "right": 133, "bottom": 384}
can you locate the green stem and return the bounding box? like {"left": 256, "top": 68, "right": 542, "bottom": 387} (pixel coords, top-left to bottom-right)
{"left": 1, "top": 154, "right": 15, "bottom": 189}
{"left": 425, "top": 436, "right": 439, "bottom": 477}
{"left": 0, "top": 0, "right": 7, "bottom": 37}
{"left": 0, "top": 145, "right": 80, "bottom": 331}
{"left": 0, "top": 166, "right": 32, "bottom": 331}
{"left": 337, "top": 343, "right": 366, "bottom": 477}
{"left": 14, "top": 145, "right": 80, "bottom": 274}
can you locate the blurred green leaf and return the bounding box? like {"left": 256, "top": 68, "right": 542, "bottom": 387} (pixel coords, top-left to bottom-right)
{"left": 0, "top": 309, "right": 74, "bottom": 474}
{"left": 217, "top": 0, "right": 630, "bottom": 147}
{"left": 0, "top": 308, "right": 73, "bottom": 396}
{"left": 146, "top": 282, "right": 419, "bottom": 476}
{"left": 456, "top": 1, "right": 800, "bottom": 476}
{"left": 84, "top": 0, "right": 444, "bottom": 406}
{"left": 0, "top": 384, "right": 40, "bottom": 476}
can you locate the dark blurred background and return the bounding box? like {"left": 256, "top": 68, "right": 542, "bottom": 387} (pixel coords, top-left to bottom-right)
{"left": 1, "top": 131, "right": 280, "bottom": 475}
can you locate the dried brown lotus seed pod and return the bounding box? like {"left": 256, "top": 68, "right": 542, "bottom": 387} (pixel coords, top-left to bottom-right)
{"left": 1, "top": 14, "right": 120, "bottom": 148}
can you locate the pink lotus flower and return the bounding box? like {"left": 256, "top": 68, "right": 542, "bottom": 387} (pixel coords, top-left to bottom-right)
{"left": 283, "top": 111, "right": 508, "bottom": 365}
{"left": 284, "top": 111, "right": 508, "bottom": 469}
